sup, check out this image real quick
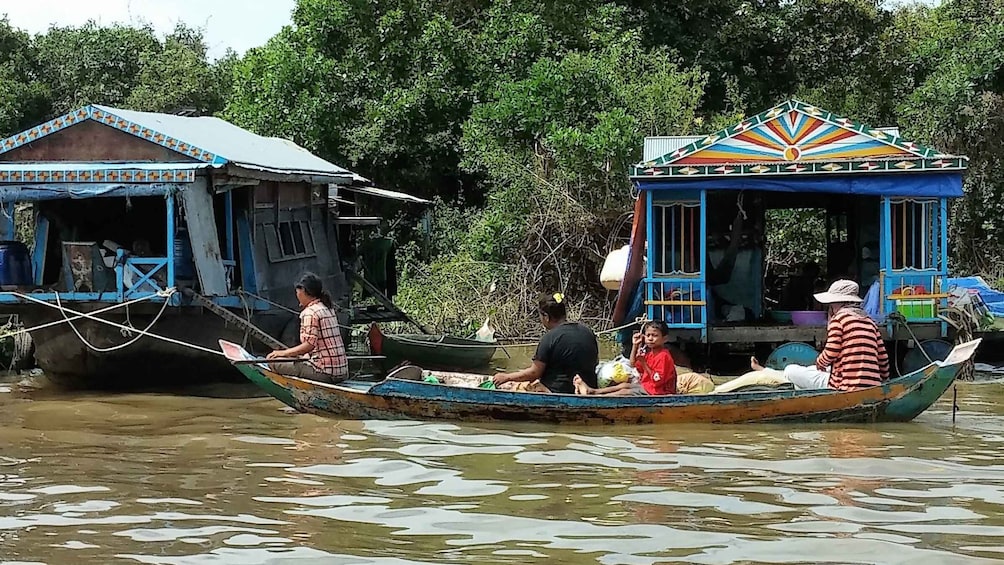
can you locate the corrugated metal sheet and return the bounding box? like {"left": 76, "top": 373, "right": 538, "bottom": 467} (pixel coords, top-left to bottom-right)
{"left": 181, "top": 178, "right": 229, "bottom": 296}
{"left": 94, "top": 105, "right": 353, "bottom": 180}
{"left": 342, "top": 185, "right": 431, "bottom": 204}
{"left": 643, "top": 137, "right": 701, "bottom": 162}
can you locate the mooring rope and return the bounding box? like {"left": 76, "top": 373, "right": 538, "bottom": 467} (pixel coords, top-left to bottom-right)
{"left": 595, "top": 316, "right": 650, "bottom": 336}
{"left": 54, "top": 290, "right": 175, "bottom": 353}
{"left": 387, "top": 334, "right": 529, "bottom": 349}
{"left": 237, "top": 289, "right": 354, "bottom": 330}
{"left": 239, "top": 291, "right": 253, "bottom": 349}
{"left": 238, "top": 289, "right": 298, "bottom": 315}
{"left": 384, "top": 315, "right": 650, "bottom": 350}
{"left": 12, "top": 289, "right": 226, "bottom": 357}
{"left": 0, "top": 292, "right": 167, "bottom": 340}
{"left": 938, "top": 304, "right": 978, "bottom": 381}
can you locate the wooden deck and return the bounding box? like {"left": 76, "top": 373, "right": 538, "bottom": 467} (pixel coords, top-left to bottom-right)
{"left": 666, "top": 323, "right": 945, "bottom": 344}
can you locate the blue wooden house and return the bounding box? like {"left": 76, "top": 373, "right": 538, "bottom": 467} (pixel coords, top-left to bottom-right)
{"left": 627, "top": 100, "right": 968, "bottom": 365}
{"left": 0, "top": 105, "right": 423, "bottom": 384}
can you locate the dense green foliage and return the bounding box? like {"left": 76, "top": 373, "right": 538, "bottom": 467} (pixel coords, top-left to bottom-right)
{"left": 0, "top": 19, "right": 233, "bottom": 133}
{"left": 2, "top": 1, "right": 1004, "bottom": 335}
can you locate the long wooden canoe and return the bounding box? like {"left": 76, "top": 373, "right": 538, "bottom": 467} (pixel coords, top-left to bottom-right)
{"left": 368, "top": 323, "right": 497, "bottom": 372}
{"left": 220, "top": 339, "right": 980, "bottom": 425}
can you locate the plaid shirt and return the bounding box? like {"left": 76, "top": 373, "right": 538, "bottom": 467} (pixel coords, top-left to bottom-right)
{"left": 300, "top": 299, "right": 348, "bottom": 376}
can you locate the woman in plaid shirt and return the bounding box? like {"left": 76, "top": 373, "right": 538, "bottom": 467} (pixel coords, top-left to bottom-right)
{"left": 267, "top": 273, "right": 349, "bottom": 383}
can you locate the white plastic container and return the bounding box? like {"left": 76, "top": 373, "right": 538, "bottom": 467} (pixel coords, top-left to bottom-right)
{"left": 600, "top": 245, "right": 631, "bottom": 290}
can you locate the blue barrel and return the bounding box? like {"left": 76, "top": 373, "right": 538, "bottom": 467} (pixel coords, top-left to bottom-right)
{"left": 174, "top": 224, "right": 195, "bottom": 281}
{"left": 766, "top": 342, "right": 819, "bottom": 370}
{"left": 0, "top": 241, "right": 32, "bottom": 287}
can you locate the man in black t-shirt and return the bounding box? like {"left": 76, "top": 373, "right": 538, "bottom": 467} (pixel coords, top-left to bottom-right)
{"left": 492, "top": 293, "right": 599, "bottom": 394}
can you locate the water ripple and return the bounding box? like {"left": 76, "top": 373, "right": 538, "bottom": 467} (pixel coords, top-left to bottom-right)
{"left": 1, "top": 378, "right": 1003, "bottom": 563}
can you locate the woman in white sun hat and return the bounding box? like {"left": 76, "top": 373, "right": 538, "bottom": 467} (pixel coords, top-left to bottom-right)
{"left": 751, "top": 279, "right": 890, "bottom": 391}
{"left": 715, "top": 279, "right": 891, "bottom": 394}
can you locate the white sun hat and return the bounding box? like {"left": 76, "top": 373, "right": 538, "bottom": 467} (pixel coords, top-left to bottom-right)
{"left": 813, "top": 279, "right": 863, "bottom": 304}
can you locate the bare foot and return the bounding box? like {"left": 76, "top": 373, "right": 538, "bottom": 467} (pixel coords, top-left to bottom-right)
{"left": 750, "top": 356, "right": 764, "bottom": 371}
{"left": 573, "top": 375, "right": 595, "bottom": 395}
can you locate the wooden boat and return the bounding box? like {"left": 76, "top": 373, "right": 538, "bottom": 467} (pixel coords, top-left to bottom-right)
{"left": 220, "top": 338, "right": 980, "bottom": 425}
{"left": 367, "top": 323, "right": 497, "bottom": 372}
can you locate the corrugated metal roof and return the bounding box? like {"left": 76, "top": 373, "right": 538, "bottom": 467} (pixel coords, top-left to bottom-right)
{"left": 643, "top": 136, "right": 701, "bottom": 162}
{"left": 93, "top": 105, "right": 354, "bottom": 180}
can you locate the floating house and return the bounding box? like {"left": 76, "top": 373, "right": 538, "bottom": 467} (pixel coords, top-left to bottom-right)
{"left": 621, "top": 100, "right": 968, "bottom": 368}
{"left": 0, "top": 105, "right": 424, "bottom": 384}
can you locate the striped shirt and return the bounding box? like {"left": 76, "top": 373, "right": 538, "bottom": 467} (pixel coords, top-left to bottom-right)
{"left": 815, "top": 307, "right": 890, "bottom": 391}
{"left": 300, "top": 299, "right": 348, "bottom": 377}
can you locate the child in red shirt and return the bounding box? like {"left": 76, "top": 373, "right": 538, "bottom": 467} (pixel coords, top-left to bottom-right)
{"left": 573, "top": 321, "right": 677, "bottom": 396}
{"left": 632, "top": 321, "right": 677, "bottom": 395}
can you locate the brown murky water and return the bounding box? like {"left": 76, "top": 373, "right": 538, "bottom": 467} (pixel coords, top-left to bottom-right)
{"left": 2, "top": 348, "right": 1004, "bottom": 564}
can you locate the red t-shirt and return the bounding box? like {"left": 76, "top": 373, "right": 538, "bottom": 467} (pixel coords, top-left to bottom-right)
{"left": 634, "top": 348, "right": 677, "bottom": 395}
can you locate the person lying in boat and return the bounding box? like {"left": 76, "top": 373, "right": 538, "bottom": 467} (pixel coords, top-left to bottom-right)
{"left": 574, "top": 321, "right": 676, "bottom": 396}
{"left": 491, "top": 293, "right": 599, "bottom": 394}
{"left": 715, "top": 280, "right": 890, "bottom": 394}
{"left": 266, "top": 273, "right": 349, "bottom": 385}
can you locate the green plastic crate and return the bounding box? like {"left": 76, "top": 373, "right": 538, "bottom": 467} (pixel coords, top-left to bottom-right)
{"left": 895, "top": 299, "right": 936, "bottom": 320}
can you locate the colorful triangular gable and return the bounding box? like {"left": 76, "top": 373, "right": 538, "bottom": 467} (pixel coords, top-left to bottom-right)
{"left": 0, "top": 105, "right": 225, "bottom": 165}
{"left": 634, "top": 100, "right": 967, "bottom": 178}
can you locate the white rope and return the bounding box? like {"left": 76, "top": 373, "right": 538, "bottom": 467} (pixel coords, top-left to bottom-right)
{"left": 0, "top": 292, "right": 167, "bottom": 339}
{"left": 594, "top": 313, "right": 650, "bottom": 335}
{"left": 54, "top": 290, "right": 174, "bottom": 353}
{"left": 238, "top": 289, "right": 298, "bottom": 315}
{"left": 238, "top": 289, "right": 354, "bottom": 331}
{"left": 239, "top": 290, "right": 252, "bottom": 349}
{"left": 388, "top": 334, "right": 533, "bottom": 349}
{"left": 385, "top": 315, "right": 651, "bottom": 349}
{"left": 13, "top": 290, "right": 225, "bottom": 357}
{"left": 121, "top": 301, "right": 135, "bottom": 338}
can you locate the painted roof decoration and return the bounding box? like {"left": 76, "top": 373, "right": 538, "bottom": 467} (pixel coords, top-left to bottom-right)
{"left": 632, "top": 100, "right": 968, "bottom": 178}
{"left": 0, "top": 105, "right": 354, "bottom": 180}
{"left": 0, "top": 164, "right": 196, "bottom": 184}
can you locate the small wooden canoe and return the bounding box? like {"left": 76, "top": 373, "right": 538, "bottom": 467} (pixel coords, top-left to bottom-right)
{"left": 220, "top": 339, "right": 980, "bottom": 425}
{"left": 368, "top": 323, "right": 497, "bottom": 372}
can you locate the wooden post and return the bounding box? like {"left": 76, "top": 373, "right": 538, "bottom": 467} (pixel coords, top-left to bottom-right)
{"left": 166, "top": 191, "right": 176, "bottom": 304}
{"left": 348, "top": 270, "right": 433, "bottom": 335}
{"left": 224, "top": 190, "right": 234, "bottom": 261}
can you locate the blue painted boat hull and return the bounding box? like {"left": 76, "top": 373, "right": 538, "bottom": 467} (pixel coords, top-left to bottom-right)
{"left": 219, "top": 340, "right": 980, "bottom": 425}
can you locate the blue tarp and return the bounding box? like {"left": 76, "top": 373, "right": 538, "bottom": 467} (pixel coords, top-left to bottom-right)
{"left": 636, "top": 172, "right": 963, "bottom": 198}
{"left": 946, "top": 276, "right": 1004, "bottom": 318}
{"left": 0, "top": 183, "right": 181, "bottom": 202}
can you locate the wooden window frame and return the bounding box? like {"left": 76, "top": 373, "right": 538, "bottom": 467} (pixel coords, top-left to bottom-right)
{"left": 263, "top": 220, "right": 316, "bottom": 262}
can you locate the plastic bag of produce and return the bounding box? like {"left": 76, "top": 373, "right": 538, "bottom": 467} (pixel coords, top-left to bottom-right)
{"left": 596, "top": 356, "right": 638, "bottom": 388}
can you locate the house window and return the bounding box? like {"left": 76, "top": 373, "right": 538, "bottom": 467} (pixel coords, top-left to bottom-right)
{"left": 889, "top": 198, "right": 939, "bottom": 271}
{"left": 264, "top": 220, "right": 316, "bottom": 262}
{"left": 652, "top": 201, "right": 701, "bottom": 276}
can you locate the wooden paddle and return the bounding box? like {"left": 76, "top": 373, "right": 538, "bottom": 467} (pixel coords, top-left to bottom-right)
{"left": 233, "top": 355, "right": 386, "bottom": 365}
{"left": 233, "top": 357, "right": 307, "bottom": 365}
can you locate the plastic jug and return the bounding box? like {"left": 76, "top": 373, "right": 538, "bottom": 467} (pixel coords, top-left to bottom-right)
{"left": 476, "top": 318, "right": 495, "bottom": 342}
